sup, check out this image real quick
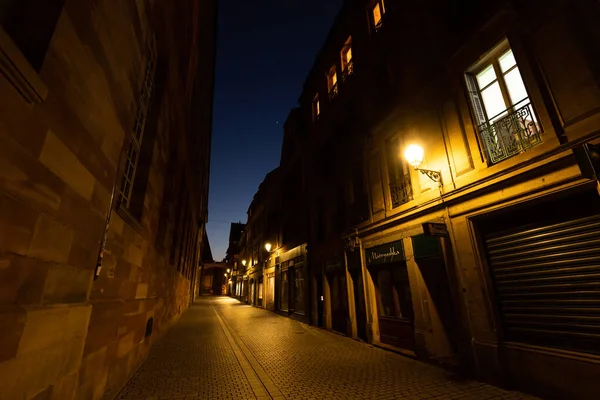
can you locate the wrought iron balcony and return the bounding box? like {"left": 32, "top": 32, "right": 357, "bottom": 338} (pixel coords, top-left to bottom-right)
{"left": 328, "top": 82, "right": 339, "bottom": 101}
{"left": 389, "top": 175, "right": 413, "bottom": 209}
{"left": 478, "top": 102, "right": 542, "bottom": 165}
{"left": 342, "top": 59, "right": 354, "bottom": 82}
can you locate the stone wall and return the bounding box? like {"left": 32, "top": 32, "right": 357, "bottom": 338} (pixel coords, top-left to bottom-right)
{"left": 0, "top": 0, "right": 216, "bottom": 399}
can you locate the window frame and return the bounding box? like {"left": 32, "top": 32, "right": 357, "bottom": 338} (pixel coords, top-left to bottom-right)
{"left": 340, "top": 36, "right": 354, "bottom": 81}
{"left": 465, "top": 41, "right": 543, "bottom": 165}
{"left": 371, "top": 0, "right": 386, "bottom": 32}
{"left": 385, "top": 136, "right": 413, "bottom": 209}
{"left": 327, "top": 65, "right": 339, "bottom": 101}
{"left": 119, "top": 36, "right": 157, "bottom": 213}
{"left": 312, "top": 93, "right": 320, "bottom": 122}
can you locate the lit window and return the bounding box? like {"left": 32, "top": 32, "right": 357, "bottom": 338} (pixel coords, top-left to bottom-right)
{"left": 312, "top": 94, "right": 320, "bottom": 121}
{"left": 341, "top": 36, "right": 353, "bottom": 81}
{"left": 372, "top": 0, "right": 385, "bottom": 31}
{"left": 465, "top": 44, "right": 541, "bottom": 165}
{"left": 327, "top": 65, "right": 338, "bottom": 100}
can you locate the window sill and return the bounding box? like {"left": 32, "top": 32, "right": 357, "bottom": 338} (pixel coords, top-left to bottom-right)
{"left": 115, "top": 197, "right": 144, "bottom": 234}
{"left": 0, "top": 27, "right": 48, "bottom": 104}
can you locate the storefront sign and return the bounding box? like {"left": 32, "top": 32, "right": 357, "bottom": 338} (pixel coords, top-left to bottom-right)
{"left": 366, "top": 240, "right": 404, "bottom": 266}
{"left": 324, "top": 259, "right": 344, "bottom": 274}
{"left": 423, "top": 222, "right": 449, "bottom": 237}
{"left": 412, "top": 235, "right": 443, "bottom": 260}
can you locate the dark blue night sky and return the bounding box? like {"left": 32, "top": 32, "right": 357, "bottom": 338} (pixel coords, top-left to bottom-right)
{"left": 207, "top": 0, "right": 343, "bottom": 261}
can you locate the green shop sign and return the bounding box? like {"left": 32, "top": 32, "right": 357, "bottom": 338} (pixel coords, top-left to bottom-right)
{"left": 366, "top": 240, "right": 405, "bottom": 266}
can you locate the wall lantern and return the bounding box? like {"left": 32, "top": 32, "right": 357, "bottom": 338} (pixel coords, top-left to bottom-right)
{"left": 227, "top": 268, "right": 231, "bottom": 273}
{"left": 404, "top": 144, "right": 442, "bottom": 184}
{"left": 242, "top": 259, "right": 247, "bottom": 266}
{"left": 264, "top": 242, "right": 272, "bottom": 252}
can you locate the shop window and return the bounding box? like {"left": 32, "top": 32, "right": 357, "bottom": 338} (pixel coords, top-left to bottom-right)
{"left": 386, "top": 136, "right": 412, "bottom": 208}
{"left": 312, "top": 93, "right": 320, "bottom": 121}
{"left": 371, "top": 0, "right": 385, "bottom": 31}
{"left": 465, "top": 42, "right": 542, "bottom": 165}
{"left": 375, "top": 265, "right": 413, "bottom": 320}
{"left": 340, "top": 36, "right": 353, "bottom": 81}
{"left": 327, "top": 65, "right": 338, "bottom": 101}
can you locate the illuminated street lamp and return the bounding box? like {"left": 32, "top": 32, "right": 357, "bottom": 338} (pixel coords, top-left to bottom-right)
{"left": 227, "top": 268, "right": 231, "bottom": 273}
{"left": 223, "top": 273, "right": 227, "bottom": 277}
{"left": 264, "top": 242, "right": 272, "bottom": 252}
{"left": 242, "top": 259, "right": 247, "bottom": 266}
{"left": 404, "top": 144, "right": 442, "bottom": 184}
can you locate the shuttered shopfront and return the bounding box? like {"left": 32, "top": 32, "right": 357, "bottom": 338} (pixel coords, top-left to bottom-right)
{"left": 483, "top": 189, "right": 600, "bottom": 355}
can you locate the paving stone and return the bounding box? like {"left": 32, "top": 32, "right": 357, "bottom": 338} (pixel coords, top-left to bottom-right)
{"left": 116, "top": 297, "right": 540, "bottom": 400}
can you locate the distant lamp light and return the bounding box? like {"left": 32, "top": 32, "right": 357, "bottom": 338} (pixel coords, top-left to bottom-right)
{"left": 242, "top": 260, "right": 247, "bottom": 266}
{"left": 403, "top": 144, "right": 442, "bottom": 184}
{"left": 224, "top": 273, "right": 227, "bottom": 277}
{"left": 264, "top": 242, "right": 272, "bottom": 252}
{"left": 227, "top": 268, "right": 231, "bottom": 273}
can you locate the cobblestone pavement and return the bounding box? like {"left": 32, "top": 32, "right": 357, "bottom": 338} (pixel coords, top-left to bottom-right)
{"left": 116, "top": 296, "right": 540, "bottom": 400}
{"left": 115, "top": 299, "right": 256, "bottom": 400}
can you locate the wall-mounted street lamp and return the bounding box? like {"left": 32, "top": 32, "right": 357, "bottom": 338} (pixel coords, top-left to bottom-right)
{"left": 404, "top": 144, "right": 442, "bottom": 185}
{"left": 264, "top": 242, "right": 272, "bottom": 252}
{"left": 227, "top": 268, "right": 231, "bottom": 273}
{"left": 242, "top": 259, "right": 247, "bottom": 266}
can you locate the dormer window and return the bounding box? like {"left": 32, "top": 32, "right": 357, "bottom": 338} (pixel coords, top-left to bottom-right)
{"left": 372, "top": 0, "right": 385, "bottom": 31}
{"left": 341, "top": 36, "right": 353, "bottom": 81}
{"left": 327, "top": 65, "right": 338, "bottom": 100}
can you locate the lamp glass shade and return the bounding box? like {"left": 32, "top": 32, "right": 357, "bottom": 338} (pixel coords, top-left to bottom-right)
{"left": 264, "top": 243, "right": 272, "bottom": 252}
{"left": 404, "top": 144, "right": 424, "bottom": 168}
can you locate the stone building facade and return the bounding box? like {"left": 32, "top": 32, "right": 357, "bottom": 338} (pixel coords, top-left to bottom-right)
{"left": 0, "top": 0, "right": 217, "bottom": 399}
{"left": 287, "top": 0, "right": 600, "bottom": 398}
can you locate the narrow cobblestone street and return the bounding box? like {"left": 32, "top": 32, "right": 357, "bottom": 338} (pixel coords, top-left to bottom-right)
{"left": 115, "top": 297, "right": 539, "bottom": 400}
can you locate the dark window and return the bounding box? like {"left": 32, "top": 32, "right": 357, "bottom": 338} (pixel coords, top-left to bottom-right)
{"left": 374, "top": 264, "right": 413, "bottom": 320}
{"left": 281, "top": 267, "right": 289, "bottom": 311}
{"left": 386, "top": 136, "right": 412, "bottom": 208}
{"left": 0, "top": 0, "right": 65, "bottom": 71}
{"left": 293, "top": 265, "right": 305, "bottom": 314}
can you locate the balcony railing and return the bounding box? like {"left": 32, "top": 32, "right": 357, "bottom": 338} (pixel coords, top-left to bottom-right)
{"left": 478, "top": 102, "right": 542, "bottom": 165}
{"left": 342, "top": 59, "right": 354, "bottom": 82}
{"left": 390, "top": 175, "right": 413, "bottom": 209}
{"left": 328, "top": 82, "right": 339, "bottom": 101}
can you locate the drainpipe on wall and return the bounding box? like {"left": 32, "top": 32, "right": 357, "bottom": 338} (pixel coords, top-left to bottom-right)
{"left": 94, "top": 138, "right": 129, "bottom": 280}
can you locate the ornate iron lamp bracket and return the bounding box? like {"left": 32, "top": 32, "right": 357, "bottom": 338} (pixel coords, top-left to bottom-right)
{"left": 416, "top": 168, "right": 442, "bottom": 185}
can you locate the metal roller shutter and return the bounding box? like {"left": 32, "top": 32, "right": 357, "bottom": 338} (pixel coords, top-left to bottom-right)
{"left": 485, "top": 213, "right": 600, "bottom": 355}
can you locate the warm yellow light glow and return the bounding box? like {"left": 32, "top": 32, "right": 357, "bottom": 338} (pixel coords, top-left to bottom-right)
{"left": 242, "top": 260, "right": 247, "bottom": 266}
{"left": 227, "top": 268, "right": 230, "bottom": 273}
{"left": 264, "top": 242, "right": 272, "bottom": 252}
{"left": 345, "top": 47, "right": 352, "bottom": 63}
{"left": 404, "top": 144, "right": 424, "bottom": 168}
{"left": 373, "top": 3, "right": 382, "bottom": 26}
{"left": 224, "top": 273, "right": 227, "bottom": 277}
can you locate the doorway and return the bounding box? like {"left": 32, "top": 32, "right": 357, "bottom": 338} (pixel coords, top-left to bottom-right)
{"left": 371, "top": 263, "right": 415, "bottom": 350}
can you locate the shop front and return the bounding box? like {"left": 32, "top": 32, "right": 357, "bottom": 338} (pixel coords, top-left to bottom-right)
{"left": 365, "top": 240, "right": 415, "bottom": 351}
{"left": 472, "top": 186, "right": 600, "bottom": 398}
{"left": 275, "top": 244, "right": 308, "bottom": 322}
